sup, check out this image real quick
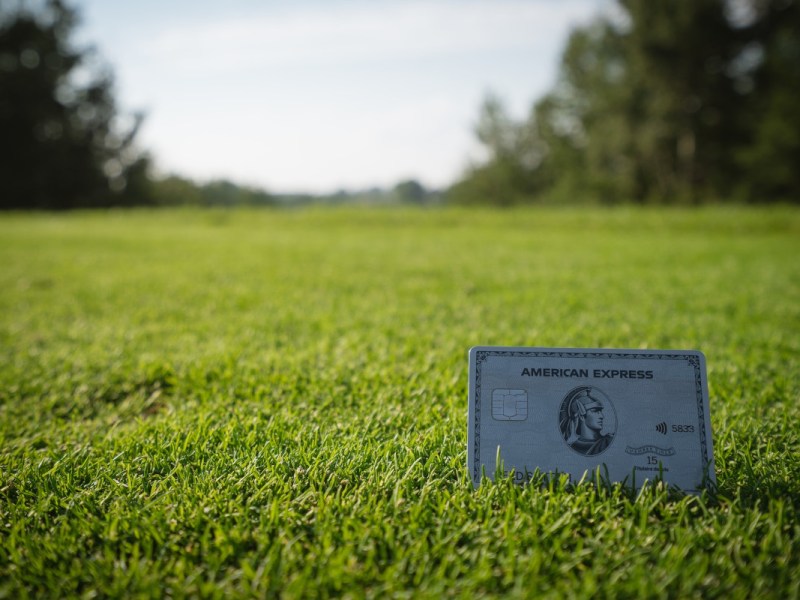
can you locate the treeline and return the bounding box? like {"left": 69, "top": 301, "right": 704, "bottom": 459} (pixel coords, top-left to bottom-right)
{"left": 449, "top": 0, "right": 800, "bottom": 205}
{"left": 6, "top": 0, "right": 797, "bottom": 209}
{"left": 145, "top": 176, "right": 274, "bottom": 207}
{"left": 145, "top": 176, "right": 439, "bottom": 207}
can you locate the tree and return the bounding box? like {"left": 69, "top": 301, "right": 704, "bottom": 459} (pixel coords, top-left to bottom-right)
{"left": 531, "top": 1, "right": 746, "bottom": 203}
{"left": 393, "top": 179, "right": 427, "bottom": 204}
{"left": 733, "top": 0, "right": 800, "bottom": 200}
{"left": 448, "top": 94, "right": 547, "bottom": 205}
{"left": 0, "top": 0, "right": 149, "bottom": 209}
{"left": 452, "top": 0, "right": 800, "bottom": 204}
{"left": 143, "top": 174, "right": 274, "bottom": 207}
{"left": 531, "top": 20, "right": 635, "bottom": 202}
{"left": 618, "top": 0, "right": 746, "bottom": 200}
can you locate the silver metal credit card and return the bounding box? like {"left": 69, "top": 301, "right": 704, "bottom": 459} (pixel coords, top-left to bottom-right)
{"left": 468, "top": 346, "right": 716, "bottom": 492}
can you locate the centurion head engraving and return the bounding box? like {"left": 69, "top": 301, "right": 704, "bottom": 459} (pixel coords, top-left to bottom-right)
{"left": 559, "top": 386, "right": 616, "bottom": 456}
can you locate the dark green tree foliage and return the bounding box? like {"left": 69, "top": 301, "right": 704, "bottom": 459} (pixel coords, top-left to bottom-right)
{"left": 0, "top": 0, "right": 148, "bottom": 209}
{"left": 735, "top": 0, "right": 800, "bottom": 200}
{"left": 452, "top": 0, "right": 799, "bottom": 204}
{"left": 393, "top": 179, "right": 427, "bottom": 204}
{"left": 620, "top": 0, "right": 745, "bottom": 200}
{"left": 198, "top": 179, "right": 273, "bottom": 206}
{"left": 146, "top": 175, "right": 274, "bottom": 207}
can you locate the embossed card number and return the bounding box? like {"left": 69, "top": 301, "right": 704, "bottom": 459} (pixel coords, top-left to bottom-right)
{"left": 467, "top": 347, "right": 716, "bottom": 493}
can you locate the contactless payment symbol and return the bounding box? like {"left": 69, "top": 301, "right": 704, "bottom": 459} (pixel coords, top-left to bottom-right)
{"left": 492, "top": 389, "right": 528, "bottom": 421}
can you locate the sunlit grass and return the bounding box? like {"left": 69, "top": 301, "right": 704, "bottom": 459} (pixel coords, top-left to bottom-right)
{"left": 1, "top": 206, "right": 798, "bottom": 597}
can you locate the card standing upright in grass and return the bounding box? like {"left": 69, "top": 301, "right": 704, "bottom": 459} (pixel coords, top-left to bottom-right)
{"left": 468, "top": 347, "right": 716, "bottom": 492}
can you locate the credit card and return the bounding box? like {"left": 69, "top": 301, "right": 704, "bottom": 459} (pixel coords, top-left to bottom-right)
{"left": 468, "top": 346, "right": 716, "bottom": 492}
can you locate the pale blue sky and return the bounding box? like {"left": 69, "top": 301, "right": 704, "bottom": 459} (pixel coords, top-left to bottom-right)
{"left": 76, "top": 0, "right": 607, "bottom": 193}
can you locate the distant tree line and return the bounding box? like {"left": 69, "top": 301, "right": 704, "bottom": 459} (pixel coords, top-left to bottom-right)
{"left": 449, "top": 0, "right": 800, "bottom": 205}
{"left": 12, "top": 0, "right": 792, "bottom": 209}
{"left": 146, "top": 175, "right": 274, "bottom": 207}
{"left": 272, "top": 180, "right": 439, "bottom": 207}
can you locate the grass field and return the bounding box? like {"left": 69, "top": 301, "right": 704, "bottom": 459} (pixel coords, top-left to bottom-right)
{"left": 1, "top": 206, "right": 799, "bottom": 598}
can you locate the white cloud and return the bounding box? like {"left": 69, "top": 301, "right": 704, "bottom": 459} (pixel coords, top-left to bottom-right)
{"left": 144, "top": 1, "right": 594, "bottom": 74}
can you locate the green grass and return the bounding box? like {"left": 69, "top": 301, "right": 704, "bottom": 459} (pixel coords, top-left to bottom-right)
{"left": 1, "top": 206, "right": 799, "bottom": 598}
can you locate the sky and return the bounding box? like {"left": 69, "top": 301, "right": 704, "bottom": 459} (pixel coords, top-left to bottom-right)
{"left": 76, "top": 0, "right": 608, "bottom": 193}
